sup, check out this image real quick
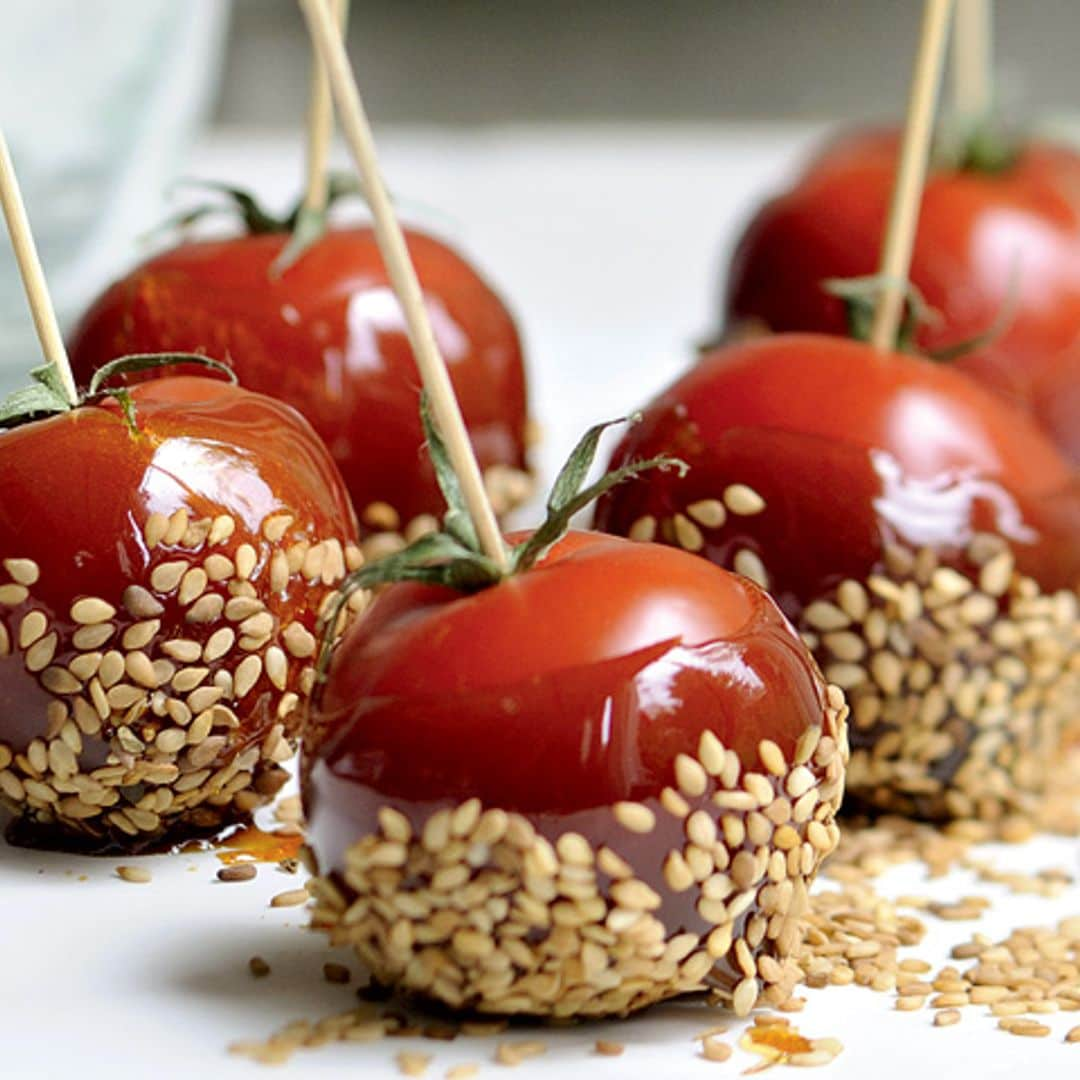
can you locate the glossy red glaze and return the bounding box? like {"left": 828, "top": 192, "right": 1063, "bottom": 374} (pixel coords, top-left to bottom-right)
{"left": 0, "top": 376, "right": 358, "bottom": 850}
{"left": 68, "top": 227, "right": 530, "bottom": 524}
{"left": 305, "top": 530, "right": 829, "bottom": 876}
{"left": 593, "top": 334, "right": 1080, "bottom": 609}
{"left": 726, "top": 129, "right": 1080, "bottom": 462}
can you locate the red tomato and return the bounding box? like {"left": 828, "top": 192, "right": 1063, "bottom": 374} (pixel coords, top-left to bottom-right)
{"left": 304, "top": 530, "right": 847, "bottom": 1018}
{"left": 725, "top": 129, "right": 1080, "bottom": 463}
{"left": 0, "top": 376, "right": 359, "bottom": 852}
{"left": 594, "top": 334, "right": 1080, "bottom": 820}
{"left": 68, "top": 227, "right": 531, "bottom": 532}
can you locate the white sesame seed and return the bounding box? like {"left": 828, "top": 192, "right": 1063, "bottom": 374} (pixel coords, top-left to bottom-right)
{"left": 724, "top": 483, "right": 766, "bottom": 516}
{"left": 628, "top": 515, "right": 657, "bottom": 542}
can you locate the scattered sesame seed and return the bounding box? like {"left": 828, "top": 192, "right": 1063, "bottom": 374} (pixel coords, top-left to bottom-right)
{"left": 271, "top": 888, "right": 310, "bottom": 909}
{"left": 116, "top": 865, "right": 151, "bottom": 884}
{"left": 248, "top": 956, "right": 271, "bottom": 978}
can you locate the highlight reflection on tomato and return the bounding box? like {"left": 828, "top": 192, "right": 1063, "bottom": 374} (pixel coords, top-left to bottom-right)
{"left": 0, "top": 376, "right": 359, "bottom": 852}
{"left": 69, "top": 227, "right": 532, "bottom": 534}
{"left": 724, "top": 129, "right": 1080, "bottom": 463}
{"left": 595, "top": 334, "right": 1080, "bottom": 821}
{"left": 304, "top": 531, "right": 848, "bottom": 1018}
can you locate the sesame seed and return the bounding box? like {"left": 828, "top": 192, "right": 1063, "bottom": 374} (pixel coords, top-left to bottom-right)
{"left": 264, "top": 646, "right": 288, "bottom": 690}
{"left": 150, "top": 561, "right": 187, "bottom": 594}
{"left": 594, "top": 1039, "right": 624, "bottom": 1056}
{"left": 733, "top": 548, "right": 769, "bottom": 588}
{"left": 271, "top": 888, "right": 309, "bottom": 908}
{"left": 235, "top": 544, "right": 257, "bottom": 580}
{"left": 163, "top": 508, "right": 189, "bottom": 546}
{"left": 686, "top": 498, "right": 727, "bottom": 529}
{"left": 25, "top": 632, "right": 58, "bottom": 673}
{"left": 208, "top": 515, "right": 236, "bottom": 546}
{"left": 283, "top": 622, "right": 317, "bottom": 659}
{"left": 125, "top": 650, "right": 159, "bottom": 689}
{"left": 732, "top": 977, "right": 758, "bottom": 1016}
{"left": 758, "top": 738, "right": 786, "bottom": 776}
{"left": 262, "top": 513, "right": 294, "bottom": 542}
{"left": 40, "top": 666, "right": 81, "bottom": 694}
{"left": 123, "top": 585, "right": 164, "bottom": 618}
{"left": 69, "top": 597, "right": 115, "bottom": 625}
{"left": 934, "top": 1009, "right": 961, "bottom": 1027}
{"left": 0, "top": 584, "right": 27, "bottom": 605}
{"left": 724, "top": 483, "right": 766, "bottom": 516}
{"left": 612, "top": 801, "right": 655, "bottom": 833}
{"left": 999, "top": 1019, "right": 1050, "bottom": 1038}
{"left": 628, "top": 515, "right": 657, "bottom": 542}
{"left": 185, "top": 594, "right": 225, "bottom": 623}
{"left": 203, "top": 627, "right": 236, "bottom": 663}
{"left": 178, "top": 567, "right": 208, "bottom": 606}
{"left": 674, "top": 753, "right": 708, "bottom": 797}
{"left": 3, "top": 557, "right": 39, "bottom": 585}
{"left": 18, "top": 610, "right": 46, "bottom": 649}
{"left": 234, "top": 655, "right": 263, "bottom": 699}
{"left": 701, "top": 1036, "right": 732, "bottom": 1061}
{"left": 673, "top": 513, "right": 704, "bottom": 552}
{"left": 116, "top": 865, "right": 152, "bottom": 884}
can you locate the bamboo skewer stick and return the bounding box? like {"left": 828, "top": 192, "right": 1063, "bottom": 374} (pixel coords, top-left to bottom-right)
{"left": 870, "top": 0, "right": 955, "bottom": 354}
{"left": 301, "top": 0, "right": 350, "bottom": 215}
{"left": 298, "top": 0, "right": 508, "bottom": 569}
{"left": 0, "top": 130, "right": 78, "bottom": 405}
{"left": 952, "top": 0, "right": 993, "bottom": 123}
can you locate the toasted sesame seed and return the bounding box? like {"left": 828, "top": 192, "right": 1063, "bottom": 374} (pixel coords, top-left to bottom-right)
{"left": 0, "top": 583, "right": 27, "bottom": 606}
{"left": 161, "top": 639, "right": 202, "bottom": 663}
{"left": 25, "top": 632, "right": 58, "bottom": 673}
{"left": 262, "top": 513, "right": 294, "bottom": 542}
{"left": 116, "top": 865, "right": 151, "bottom": 884}
{"left": 628, "top": 514, "right": 657, "bottom": 542}
{"left": 733, "top": 548, "right": 769, "bottom": 588}
{"left": 673, "top": 513, "right": 704, "bottom": 553}
{"left": 264, "top": 646, "right": 288, "bottom": 690}
{"left": 40, "top": 666, "right": 81, "bottom": 694}
{"left": 674, "top": 753, "right": 708, "bottom": 798}
{"left": 234, "top": 543, "right": 258, "bottom": 580}
{"left": 178, "top": 567, "right": 208, "bottom": 606}
{"left": 150, "top": 561, "right": 187, "bottom": 594}
{"left": 999, "top": 1019, "right": 1050, "bottom": 1038}
{"left": 234, "top": 655, "right": 263, "bottom": 699}
{"left": 186, "top": 594, "right": 225, "bottom": 623}
{"left": 123, "top": 585, "right": 164, "bottom": 619}
{"left": 724, "top": 483, "right": 766, "bottom": 516}
{"left": 203, "top": 627, "right": 236, "bottom": 663}
{"left": 208, "top": 514, "right": 236, "bottom": 546}
{"left": 69, "top": 597, "right": 115, "bottom": 625}
{"left": 758, "top": 738, "right": 786, "bottom": 776}
{"left": 613, "top": 801, "right": 655, "bottom": 833}
{"left": 495, "top": 1041, "right": 546, "bottom": 1066}
{"left": 283, "top": 622, "right": 317, "bottom": 659}
{"left": 934, "top": 1009, "right": 961, "bottom": 1027}
{"left": 732, "top": 977, "right": 758, "bottom": 1016}
{"left": 594, "top": 1039, "right": 624, "bottom": 1056}
{"left": 271, "top": 888, "right": 309, "bottom": 908}
{"left": 701, "top": 1036, "right": 732, "bottom": 1061}
{"left": 18, "top": 610, "right": 46, "bottom": 649}
{"left": 1066, "top": 1026, "right": 1080, "bottom": 1043}
{"left": 125, "top": 650, "right": 159, "bottom": 688}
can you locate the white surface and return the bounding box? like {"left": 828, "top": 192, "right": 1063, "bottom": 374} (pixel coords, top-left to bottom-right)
{"left": 3, "top": 125, "right": 1079, "bottom": 1078}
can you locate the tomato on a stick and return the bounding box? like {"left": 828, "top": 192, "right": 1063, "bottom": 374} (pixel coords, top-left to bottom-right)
{"left": 0, "top": 131, "right": 360, "bottom": 852}
{"left": 298, "top": 3, "right": 847, "bottom": 1021}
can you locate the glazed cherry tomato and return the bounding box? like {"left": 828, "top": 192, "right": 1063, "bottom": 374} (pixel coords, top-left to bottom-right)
{"left": 68, "top": 227, "right": 532, "bottom": 536}
{"left": 305, "top": 530, "right": 847, "bottom": 1019}
{"left": 725, "top": 129, "right": 1080, "bottom": 463}
{"left": 595, "top": 334, "right": 1080, "bottom": 821}
{"left": 0, "top": 376, "right": 360, "bottom": 852}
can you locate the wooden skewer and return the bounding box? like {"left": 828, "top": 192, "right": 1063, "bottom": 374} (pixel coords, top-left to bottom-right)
{"left": 301, "top": 0, "right": 350, "bottom": 215}
{"left": 870, "top": 0, "right": 955, "bottom": 354}
{"left": 0, "top": 129, "right": 78, "bottom": 405}
{"left": 299, "top": 0, "right": 508, "bottom": 569}
{"left": 952, "top": 0, "right": 992, "bottom": 124}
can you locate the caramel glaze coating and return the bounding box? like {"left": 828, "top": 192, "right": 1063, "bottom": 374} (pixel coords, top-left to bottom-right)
{"left": 0, "top": 376, "right": 359, "bottom": 852}
{"left": 304, "top": 532, "right": 848, "bottom": 1017}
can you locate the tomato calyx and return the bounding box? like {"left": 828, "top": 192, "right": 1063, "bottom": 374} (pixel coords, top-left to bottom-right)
{"left": 0, "top": 352, "right": 236, "bottom": 432}
{"left": 823, "top": 273, "right": 1018, "bottom": 362}
{"left": 934, "top": 114, "right": 1021, "bottom": 175}
{"left": 156, "top": 174, "right": 366, "bottom": 275}
{"left": 315, "top": 397, "right": 687, "bottom": 677}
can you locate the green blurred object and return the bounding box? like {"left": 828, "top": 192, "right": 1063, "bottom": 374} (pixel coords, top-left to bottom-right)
{"left": 0, "top": 0, "right": 229, "bottom": 392}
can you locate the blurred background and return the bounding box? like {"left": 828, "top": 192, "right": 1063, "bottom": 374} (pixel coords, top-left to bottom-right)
{"left": 2, "top": 0, "right": 1079, "bottom": 404}
{"left": 221, "top": 0, "right": 1076, "bottom": 126}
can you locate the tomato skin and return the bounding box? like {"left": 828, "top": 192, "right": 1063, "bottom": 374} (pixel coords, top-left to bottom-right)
{"left": 725, "top": 130, "right": 1080, "bottom": 462}
{"left": 304, "top": 531, "right": 847, "bottom": 1017}
{"left": 595, "top": 334, "right": 1080, "bottom": 603}
{"left": 0, "top": 376, "right": 359, "bottom": 851}
{"left": 68, "top": 227, "right": 530, "bottom": 527}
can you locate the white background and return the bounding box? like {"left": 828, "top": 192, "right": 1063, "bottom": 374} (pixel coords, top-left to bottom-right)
{"left": 2, "top": 126, "right": 1079, "bottom": 1078}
